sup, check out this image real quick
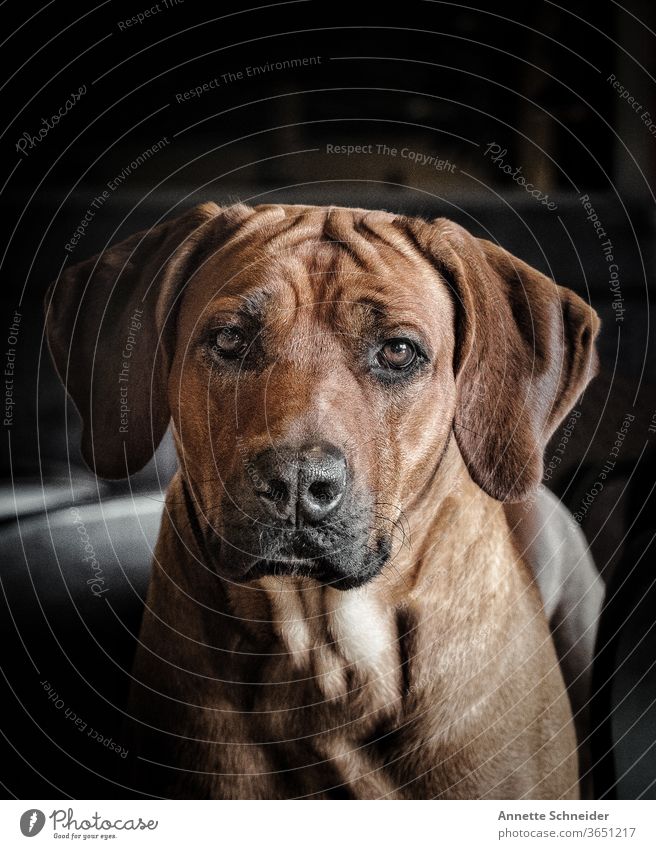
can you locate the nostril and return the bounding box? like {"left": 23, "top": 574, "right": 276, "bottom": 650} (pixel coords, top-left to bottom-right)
{"left": 260, "top": 479, "right": 288, "bottom": 504}
{"left": 308, "top": 480, "right": 336, "bottom": 503}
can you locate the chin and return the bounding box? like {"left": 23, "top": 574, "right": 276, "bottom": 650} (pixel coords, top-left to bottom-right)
{"left": 219, "top": 534, "right": 392, "bottom": 591}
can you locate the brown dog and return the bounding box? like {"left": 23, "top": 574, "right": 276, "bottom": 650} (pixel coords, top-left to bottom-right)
{"left": 45, "top": 202, "right": 600, "bottom": 799}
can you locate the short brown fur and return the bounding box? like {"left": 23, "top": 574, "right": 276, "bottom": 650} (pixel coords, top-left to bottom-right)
{"left": 45, "top": 203, "right": 600, "bottom": 799}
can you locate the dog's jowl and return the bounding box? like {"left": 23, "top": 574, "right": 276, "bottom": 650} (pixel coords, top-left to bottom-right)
{"left": 45, "top": 202, "right": 600, "bottom": 799}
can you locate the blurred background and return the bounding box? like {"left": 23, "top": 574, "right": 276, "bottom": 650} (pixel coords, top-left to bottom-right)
{"left": 0, "top": 0, "right": 655, "bottom": 799}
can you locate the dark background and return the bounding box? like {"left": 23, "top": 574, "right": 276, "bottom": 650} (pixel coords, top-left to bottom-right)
{"left": 0, "top": 0, "right": 655, "bottom": 799}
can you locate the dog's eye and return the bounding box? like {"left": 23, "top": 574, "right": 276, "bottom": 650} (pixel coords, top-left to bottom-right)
{"left": 377, "top": 338, "right": 417, "bottom": 369}
{"left": 213, "top": 326, "right": 247, "bottom": 357}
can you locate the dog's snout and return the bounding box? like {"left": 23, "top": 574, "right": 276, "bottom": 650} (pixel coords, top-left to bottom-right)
{"left": 299, "top": 444, "right": 347, "bottom": 522}
{"left": 253, "top": 442, "right": 347, "bottom": 524}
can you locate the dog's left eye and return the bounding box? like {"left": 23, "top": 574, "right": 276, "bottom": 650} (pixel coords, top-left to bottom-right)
{"left": 377, "top": 338, "right": 417, "bottom": 369}
{"left": 212, "top": 326, "right": 248, "bottom": 358}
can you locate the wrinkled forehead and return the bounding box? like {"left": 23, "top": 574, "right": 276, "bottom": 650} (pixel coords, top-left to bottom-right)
{"left": 183, "top": 205, "right": 453, "bottom": 331}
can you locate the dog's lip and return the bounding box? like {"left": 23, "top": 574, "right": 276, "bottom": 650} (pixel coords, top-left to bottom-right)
{"left": 246, "top": 556, "right": 317, "bottom": 577}
{"left": 241, "top": 557, "right": 377, "bottom": 590}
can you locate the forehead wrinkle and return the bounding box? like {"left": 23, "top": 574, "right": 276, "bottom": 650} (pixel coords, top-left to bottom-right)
{"left": 357, "top": 214, "right": 425, "bottom": 265}
{"left": 254, "top": 238, "right": 345, "bottom": 309}
{"left": 254, "top": 245, "right": 363, "bottom": 360}
{"left": 257, "top": 221, "right": 325, "bottom": 256}
{"left": 221, "top": 205, "right": 287, "bottom": 247}
{"left": 206, "top": 217, "right": 441, "bottom": 330}
{"left": 225, "top": 205, "right": 325, "bottom": 262}
{"left": 217, "top": 208, "right": 326, "bottom": 271}
{"left": 320, "top": 225, "right": 432, "bottom": 298}
{"left": 225, "top": 212, "right": 413, "bottom": 296}
{"left": 323, "top": 209, "right": 384, "bottom": 272}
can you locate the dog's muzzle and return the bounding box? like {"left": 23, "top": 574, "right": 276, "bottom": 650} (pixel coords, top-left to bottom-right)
{"left": 217, "top": 441, "right": 391, "bottom": 589}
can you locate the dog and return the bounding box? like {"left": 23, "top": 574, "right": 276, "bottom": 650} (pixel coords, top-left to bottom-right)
{"left": 45, "top": 202, "right": 601, "bottom": 799}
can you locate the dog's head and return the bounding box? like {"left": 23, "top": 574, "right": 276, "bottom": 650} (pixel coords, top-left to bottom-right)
{"left": 45, "top": 203, "right": 599, "bottom": 589}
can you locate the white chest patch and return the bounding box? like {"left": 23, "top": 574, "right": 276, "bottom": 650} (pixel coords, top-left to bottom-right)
{"left": 257, "top": 578, "right": 401, "bottom": 704}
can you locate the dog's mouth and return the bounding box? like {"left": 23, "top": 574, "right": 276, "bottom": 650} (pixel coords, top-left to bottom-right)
{"left": 244, "top": 555, "right": 376, "bottom": 590}
{"left": 219, "top": 531, "right": 392, "bottom": 591}
{"left": 215, "top": 494, "right": 393, "bottom": 590}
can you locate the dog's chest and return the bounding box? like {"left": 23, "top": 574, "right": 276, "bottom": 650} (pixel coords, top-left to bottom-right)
{"left": 226, "top": 582, "right": 407, "bottom": 797}
{"left": 259, "top": 580, "right": 402, "bottom": 707}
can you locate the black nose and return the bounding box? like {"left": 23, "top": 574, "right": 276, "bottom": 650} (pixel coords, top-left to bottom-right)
{"left": 252, "top": 442, "right": 347, "bottom": 524}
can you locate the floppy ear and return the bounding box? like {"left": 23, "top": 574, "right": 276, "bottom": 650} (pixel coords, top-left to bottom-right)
{"left": 45, "top": 202, "right": 243, "bottom": 479}
{"left": 402, "top": 217, "right": 600, "bottom": 502}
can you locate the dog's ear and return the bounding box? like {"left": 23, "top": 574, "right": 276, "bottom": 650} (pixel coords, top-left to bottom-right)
{"left": 402, "top": 216, "right": 600, "bottom": 502}
{"left": 45, "top": 202, "right": 248, "bottom": 479}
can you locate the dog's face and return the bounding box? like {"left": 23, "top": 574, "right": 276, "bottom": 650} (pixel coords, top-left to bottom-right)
{"left": 171, "top": 209, "right": 456, "bottom": 587}
{"left": 45, "top": 202, "right": 599, "bottom": 590}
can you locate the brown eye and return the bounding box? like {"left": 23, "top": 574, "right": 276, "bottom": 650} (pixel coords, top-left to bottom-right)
{"left": 378, "top": 338, "right": 417, "bottom": 369}
{"left": 213, "top": 326, "right": 247, "bottom": 357}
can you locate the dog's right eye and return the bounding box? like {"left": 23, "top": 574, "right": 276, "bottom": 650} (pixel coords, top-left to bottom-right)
{"left": 378, "top": 338, "right": 417, "bottom": 369}
{"left": 211, "top": 326, "right": 248, "bottom": 358}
